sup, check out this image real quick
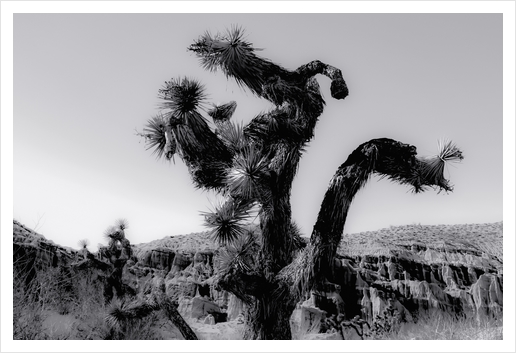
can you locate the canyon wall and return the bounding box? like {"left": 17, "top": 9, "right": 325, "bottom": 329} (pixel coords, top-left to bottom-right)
{"left": 13, "top": 220, "right": 503, "bottom": 338}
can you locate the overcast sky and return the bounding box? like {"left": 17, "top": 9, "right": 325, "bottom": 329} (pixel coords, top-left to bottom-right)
{"left": 11, "top": 12, "right": 505, "bottom": 250}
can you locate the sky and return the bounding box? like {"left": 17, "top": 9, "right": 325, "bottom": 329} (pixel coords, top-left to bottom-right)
{"left": 8, "top": 11, "right": 507, "bottom": 252}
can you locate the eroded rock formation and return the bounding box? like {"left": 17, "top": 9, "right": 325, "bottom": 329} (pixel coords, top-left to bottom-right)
{"left": 13, "top": 220, "right": 503, "bottom": 339}
{"left": 329, "top": 223, "right": 501, "bottom": 326}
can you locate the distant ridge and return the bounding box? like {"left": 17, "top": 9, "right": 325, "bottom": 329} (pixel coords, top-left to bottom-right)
{"left": 13, "top": 219, "right": 503, "bottom": 262}
{"left": 129, "top": 221, "right": 502, "bottom": 263}
{"left": 339, "top": 222, "right": 503, "bottom": 261}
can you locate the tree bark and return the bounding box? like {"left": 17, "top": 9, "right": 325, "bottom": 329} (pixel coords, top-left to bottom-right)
{"left": 243, "top": 286, "right": 297, "bottom": 340}
{"left": 161, "top": 298, "right": 198, "bottom": 340}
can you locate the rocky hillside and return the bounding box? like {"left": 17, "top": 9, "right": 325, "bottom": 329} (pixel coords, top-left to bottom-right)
{"left": 334, "top": 222, "right": 503, "bottom": 324}
{"left": 13, "top": 219, "right": 503, "bottom": 339}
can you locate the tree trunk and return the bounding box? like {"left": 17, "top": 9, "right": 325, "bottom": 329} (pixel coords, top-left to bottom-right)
{"left": 162, "top": 298, "right": 198, "bottom": 340}
{"left": 243, "top": 292, "right": 296, "bottom": 340}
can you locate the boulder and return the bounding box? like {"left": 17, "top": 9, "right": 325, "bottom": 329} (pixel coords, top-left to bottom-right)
{"left": 290, "top": 297, "right": 327, "bottom": 337}
{"left": 139, "top": 247, "right": 175, "bottom": 271}
{"left": 177, "top": 296, "right": 193, "bottom": 318}
{"left": 203, "top": 314, "right": 216, "bottom": 325}
{"left": 470, "top": 274, "right": 503, "bottom": 317}
{"left": 226, "top": 294, "right": 244, "bottom": 321}
{"left": 191, "top": 296, "right": 222, "bottom": 319}
{"left": 165, "top": 271, "right": 197, "bottom": 298}
{"left": 189, "top": 320, "right": 244, "bottom": 340}
{"left": 170, "top": 252, "right": 193, "bottom": 275}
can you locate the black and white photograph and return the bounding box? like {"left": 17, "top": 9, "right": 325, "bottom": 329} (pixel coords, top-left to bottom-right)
{"left": 2, "top": 1, "right": 514, "bottom": 352}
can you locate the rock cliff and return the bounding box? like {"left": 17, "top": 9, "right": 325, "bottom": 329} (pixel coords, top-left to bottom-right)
{"left": 13, "top": 219, "right": 503, "bottom": 339}
{"left": 335, "top": 222, "right": 502, "bottom": 320}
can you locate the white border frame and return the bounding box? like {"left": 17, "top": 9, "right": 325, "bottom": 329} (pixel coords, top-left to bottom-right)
{"left": 2, "top": 2, "right": 514, "bottom": 352}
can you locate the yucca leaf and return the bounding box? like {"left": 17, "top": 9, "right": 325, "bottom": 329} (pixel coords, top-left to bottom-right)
{"left": 105, "top": 299, "right": 157, "bottom": 330}
{"left": 437, "top": 139, "right": 464, "bottom": 162}
{"left": 77, "top": 239, "right": 89, "bottom": 250}
{"left": 116, "top": 218, "right": 129, "bottom": 231}
{"left": 208, "top": 101, "right": 237, "bottom": 122}
{"left": 217, "top": 121, "right": 248, "bottom": 154}
{"left": 103, "top": 219, "right": 126, "bottom": 242}
{"left": 188, "top": 26, "right": 286, "bottom": 95}
{"left": 289, "top": 221, "right": 307, "bottom": 250}
{"left": 105, "top": 300, "right": 127, "bottom": 329}
{"left": 416, "top": 139, "right": 463, "bottom": 192}
{"left": 226, "top": 146, "right": 269, "bottom": 199}
{"left": 103, "top": 226, "right": 116, "bottom": 239}
{"left": 158, "top": 77, "right": 207, "bottom": 116}
{"left": 214, "top": 228, "right": 260, "bottom": 276}
{"left": 202, "top": 198, "right": 253, "bottom": 244}
{"left": 141, "top": 115, "right": 169, "bottom": 160}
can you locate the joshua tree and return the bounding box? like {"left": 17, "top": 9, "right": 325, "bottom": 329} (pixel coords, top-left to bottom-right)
{"left": 139, "top": 27, "right": 463, "bottom": 339}
{"left": 100, "top": 219, "right": 198, "bottom": 339}
{"left": 100, "top": 219, "right": 134, "bottom": 301}
{"left": 77, "top": 238, "right": 90, "bottom": 259}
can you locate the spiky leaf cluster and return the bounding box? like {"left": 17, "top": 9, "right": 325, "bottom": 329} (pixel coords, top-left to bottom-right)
{"left": 116, "top": 218, "right": 129, "bottom": 231}
{"left": 217, "top": 121, "right": 248, "bottom": 154}
{"left": 415, "top": 139, "right": 464, "bottom": 192}
{"left": 203, "top": 198, "right": 254, "bottom": 244}
{"left": 215, "top": 230, "right": 260, "bottom": 275}
{"left": 102, "top": 219, "right": 132, "bottom": 258}
{"left": 213, "top": 228, "right": 263, "bottom": 304}
{"left": 188, "top": 26, "right": 286, "bottom": 95}
{"left": 104, "top": 226, "right": 124, "bottom": 243}
{"left": 105, "top": 299, "right": 158, "bottom": 330}
{"left": 343, "top": 138, "right": 463, "bottom": 194}
{"left": 226, "top": 146, "right": 269, "bottom": 200}
{"left": 158, "top": 77, "right": 207, "bottom": 117}
{"left": 77, "top": 238, "right": 90, "bottom": 250}
{"left": 140, "top": 115, "right": 170, "bottom": 160}
{"left": 208, "top": 101, "right": 237, "bottom": 122}
{"left": 152, "top": 76, "right": 234, "bottom": 189}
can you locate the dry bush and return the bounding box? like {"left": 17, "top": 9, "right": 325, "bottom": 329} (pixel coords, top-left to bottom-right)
{"left": 310, "top": 309, "right": 502, "bottom": 340}
{"left": 379, "top": 312, "right": 503, "bottom": 340}
{"left": 13, "top": 266, "right": 55, "bottom": 339}
{"left": 13, "top": 256, "right": 110, "bottom": 339}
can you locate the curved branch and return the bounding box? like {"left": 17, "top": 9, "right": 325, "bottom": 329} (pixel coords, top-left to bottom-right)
{"left": 161, "top": 297, "right": 198, "bottom": 340}
{"left": 216, "top": 270, "right": 268, "bottom": 304}
{"left": 294, "top": 60, "right": 349, "bottom": 100}
{"left": 278, "top": 138, "right": 462, "bottom": 298}
{"left": 106, "top": 297, "right": 198, "bottom": 340}
{"left": 310, "top": 138, "right": 462, "bottom": 282}
{"left": 208, "top": 101, "right": 237, "bottom": 131}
